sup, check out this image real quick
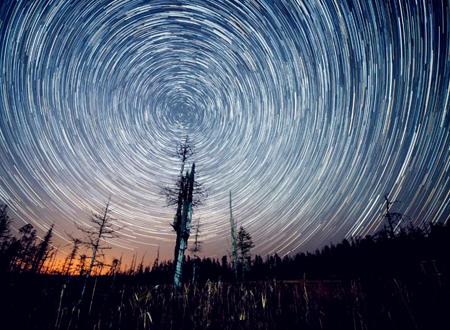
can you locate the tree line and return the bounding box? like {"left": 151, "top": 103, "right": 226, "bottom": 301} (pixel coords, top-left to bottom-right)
{"left": 118, "top": 220, "right": 449, "bottom": 283}
{"left": 0, "top": 204, "right": 55, "bottom": 273}
{"left": 0, "top": 138, "right": 448, "bottom": 287}
{"left": 1, "top": 200, "right": 449, "bottom": 286}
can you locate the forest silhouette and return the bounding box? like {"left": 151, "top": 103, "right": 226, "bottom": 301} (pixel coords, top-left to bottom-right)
{"left": 0, "top": 198, "right": 449, "bottom": 329}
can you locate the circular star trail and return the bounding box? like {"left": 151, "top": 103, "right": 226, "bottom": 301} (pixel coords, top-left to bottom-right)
{"left": 0, "top": 0, "right": 449, "bottom": 260}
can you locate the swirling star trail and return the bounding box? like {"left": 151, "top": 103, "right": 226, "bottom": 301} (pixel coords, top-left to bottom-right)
{"left": 0, "top": 0, "right": 449, "bottom": 261}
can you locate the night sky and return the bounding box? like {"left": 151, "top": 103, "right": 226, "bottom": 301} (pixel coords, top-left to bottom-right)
{"left": 0, "top": 0, "right": 449, "bottom": 263}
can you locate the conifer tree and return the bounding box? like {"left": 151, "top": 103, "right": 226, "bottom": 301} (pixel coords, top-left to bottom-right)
{"left": 237, "top": 225, "right": 254, "bottom": 277}
{"left": 17, "top": 224, "right": 37, "bottom": 271}
{"left": 31, "top": 224, "right": 54, "bottom": 273}
{"left": 63, "top": 236, "right": 81, "bottom": 275}
{"left": 0, "top": 204, "right": 11, "bottom": 247}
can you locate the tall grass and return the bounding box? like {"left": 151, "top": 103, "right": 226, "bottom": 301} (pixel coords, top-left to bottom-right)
{"left": 1, "top": 273, "right": 447, "bottom": 329}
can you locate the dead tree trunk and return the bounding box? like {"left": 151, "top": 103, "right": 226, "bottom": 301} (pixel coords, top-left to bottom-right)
{"left": 191, "top": 218, "right": 201, "bottom": 284}
{"left": 229, "top": 191, "right": 238, "bottom": 280}
{"left": 173, "top": 163, "right": 195, "bottom": 289}
{"left": 164, "top": 137, "right": 205, "bottom": 290}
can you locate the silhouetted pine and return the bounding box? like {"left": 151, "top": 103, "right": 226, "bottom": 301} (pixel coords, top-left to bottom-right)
{"left": 0, "top": 204, "right": 11, "bottom": 246}
{"left": 15, "top": 224, "right": 37, "bottom": 272}
{"left": 237, "top": 225, "right": 254, "bottom": 278}
{"left": 31, "top": 224, "right": 54, "bottom": 273}
{"left": 138, "top": 221, "right": 448, "bottom": 284}
{"left": 63, "top": 236, "right": 81, "bottom": 275}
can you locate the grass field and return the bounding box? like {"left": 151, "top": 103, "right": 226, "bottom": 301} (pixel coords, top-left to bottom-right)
{"left": 1, "top": 273, "right": 448, "bottom": 330}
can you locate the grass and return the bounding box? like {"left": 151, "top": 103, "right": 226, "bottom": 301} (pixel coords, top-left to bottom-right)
{"left": 0, "top": 273, "right": 448, "bottom": 330}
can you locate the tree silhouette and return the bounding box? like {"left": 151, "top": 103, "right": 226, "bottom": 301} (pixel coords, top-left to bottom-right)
{"left": 163, "top": 137, "right": 205, "bottom": 289}
{"left": 63, "top": 235, "right": 81, "bottom": 275}
{"left": 229, "top": 192, "right": 238, "bottom": 280}
{"left": 108, "top": 257, "right": 121, "bottom": 276}
{"left": 152, "top": 246, "right": 160, "bottom": 271}
{"left": 190, "top": 218, "right": 201, "bottom": 283}
{"left": 237, "top": 225, "right": 254, "bottom": 277}
{"left": 31, "top": 224, "right": 54, "bottom": 273}
{"left": 383, "top": 195, "right": 404, "bottom": 238}
{"left": 77, "top": 199, "right": 121, "bottom": 301}
{"left": 0, "top": 204, "right": 11, "bottom": 247}
{"left": 0, "top": 204, "right": 12, "bottom": 271}
{"left": 77, "top": 254, "right": 87, "bottom": 276}
{"left": 16, "top": 224, "right": 37, "bottom": 272}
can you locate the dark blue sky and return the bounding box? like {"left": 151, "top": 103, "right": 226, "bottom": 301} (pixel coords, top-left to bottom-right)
{"left": 0, "top": 0, "right": 449, "bottom": 263}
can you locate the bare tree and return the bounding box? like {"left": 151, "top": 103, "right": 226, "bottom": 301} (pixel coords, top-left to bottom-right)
{"left": 229, "top": 191, "right": 238, "bottom": 280}
{"left": 162, "top": 137, "right": 205, "bottom": 209}
{"left": 63, "top": 235, "right": 82, "bottom": 276}
{"left": 163, "top": 137, "right": 205, "bottom": 290}
{"left": 77, "top": 199, "right": 121, "bottom": 301}
{"left": 190, "top": 218, "right": 201, "bottom": 284}
{"left": 383, "top": 195, "right": 403, "bottom": 238}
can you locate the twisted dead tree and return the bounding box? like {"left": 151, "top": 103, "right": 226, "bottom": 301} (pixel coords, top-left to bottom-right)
{"left": 163, "top": 137, "right": 205, "bottom": 289}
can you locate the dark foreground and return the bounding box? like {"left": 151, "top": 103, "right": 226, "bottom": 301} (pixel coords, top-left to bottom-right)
{"left": 0, "top": 273, "right": 448, "bottom": 330}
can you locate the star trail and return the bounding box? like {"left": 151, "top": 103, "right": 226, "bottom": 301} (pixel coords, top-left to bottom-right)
{"left": 0, "top": 0, "right": 449, "bottom": 261}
